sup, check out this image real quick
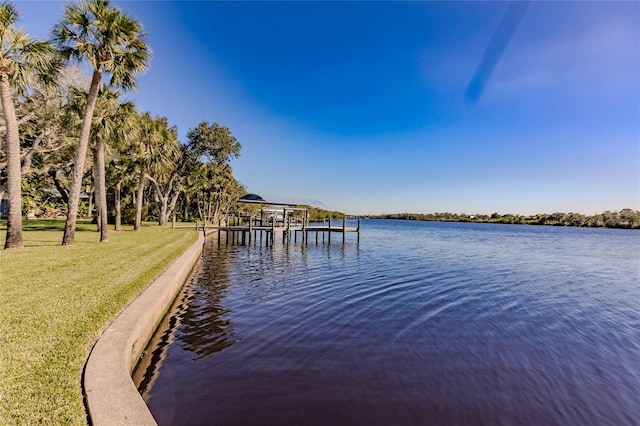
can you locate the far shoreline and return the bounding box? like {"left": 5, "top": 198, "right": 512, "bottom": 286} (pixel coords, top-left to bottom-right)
{"left": 362, "top": 209, "right": 640, "bottom": 230}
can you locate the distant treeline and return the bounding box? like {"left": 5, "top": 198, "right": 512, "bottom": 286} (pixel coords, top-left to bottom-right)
{"left": 367, "top": 209, "right": 640, "bottom": 229}
{"left": 307, "top": 207, "right": 346, "bottom": 220}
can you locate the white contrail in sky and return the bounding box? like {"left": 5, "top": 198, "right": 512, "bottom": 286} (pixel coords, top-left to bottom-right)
{"left": 465, "top": 1, "right": 531, "bottom": 104}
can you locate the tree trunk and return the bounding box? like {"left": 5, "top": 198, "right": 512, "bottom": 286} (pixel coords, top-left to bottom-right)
{"left": 147, "top": 174, "right": 179, "bottom": 227}
{"left": 134, "top": 168, "right": 144, "bottom": 231}
{"left": 196, "top": 193, "right": 205, "bottom": 223}
{"left": 86, "top": 183, "right": 94, "bottom": 220}
{"left": 165, "top": 190, "right": 180, "bottom": 226}
{"left": 94, "top": 133, "right": 108, "bottom": 242}
{"left": 207, "top": 199, "right": 213, "bottom": 223}
{"left": 212, "top": 200, "right": 222, "bottom": 226}
{"left": 49, "top": 169, "right": 70, "bottom": 204}
{"left": 87, "top": 189, "right": 93, "bottom": 220}
{"left": 63, "top": 69, "right": 102, "bottom": 245}
{"left": 0, "top": 76, "right": 23, "bottom": 249}
{"left": 92, "top": 155, "right": 98, "bottom": 232}
{"left": 114, "top": 179, "right": 122, "bottom": 231}
{"left": 20, "top": 133, "right": 43, "bottom": 176}
{"left": 159, "top": 197, "right": 168, "bottom": 226}
{"left": 183, "top": 194, "right": 190, "bottom": 220}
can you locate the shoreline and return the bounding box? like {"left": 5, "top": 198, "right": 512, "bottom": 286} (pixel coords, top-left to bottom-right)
{"left": 83, "top": 230, "right": 207, "bottom": 425}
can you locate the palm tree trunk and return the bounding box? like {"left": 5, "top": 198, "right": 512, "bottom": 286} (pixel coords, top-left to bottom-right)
{"left": 0, "top": 76, "right": 23, "bottom": 249}
{"left": 92, "top": 152, "right": 99, "bottom": 231}
{"left": 197, "top": 193, "right": 205, "bottom": 223}
{"left": 87, "top": 188, "right": 93, "bottom": 220}
{"left": 94, "top": 133, "right": 108, "bottom": 242}
{"left": 114, "top": 179, "right": 122, "bottom": 231}
{"left": 134, "top": 168, "right": 144, "bottom": 231}
{"left": 63, "top": 69, "right": 102, "bottom": 245}
{"left": 85, "top": 188, "right": 95, "bottom": 218}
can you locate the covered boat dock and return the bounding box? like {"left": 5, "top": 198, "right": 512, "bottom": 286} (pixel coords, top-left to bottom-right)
{"left": 210, "top": 193, "right": 360, "bottom": 245}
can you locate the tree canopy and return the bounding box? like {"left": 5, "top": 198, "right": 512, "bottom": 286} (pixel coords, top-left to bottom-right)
{"left": 1, "top": 0, "right": 245, "bottom": 249}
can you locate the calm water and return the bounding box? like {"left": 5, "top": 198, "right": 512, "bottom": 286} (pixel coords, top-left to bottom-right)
{"left": 135, "top": 220, "right": 640, "bottom": 425}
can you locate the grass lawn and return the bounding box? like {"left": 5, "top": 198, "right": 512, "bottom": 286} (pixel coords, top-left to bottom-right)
{"left": 0, "top": 219, "right": 198, "bottom": 425}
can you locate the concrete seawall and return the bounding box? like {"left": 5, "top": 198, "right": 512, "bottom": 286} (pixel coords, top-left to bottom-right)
{"left": 84, "top": 231, "right": 206, "bottom": 425}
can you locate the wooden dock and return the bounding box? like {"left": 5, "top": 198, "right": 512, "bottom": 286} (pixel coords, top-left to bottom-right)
{"left": 209, "top": 217, "right": 361, "bottom": 245}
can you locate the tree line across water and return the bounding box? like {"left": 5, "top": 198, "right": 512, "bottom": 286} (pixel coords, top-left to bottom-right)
{"left": 1, "top": 0, "right": 247, "bottom": 249}
{"left": 368, "top": 210, "right": 640, "bottom": 229}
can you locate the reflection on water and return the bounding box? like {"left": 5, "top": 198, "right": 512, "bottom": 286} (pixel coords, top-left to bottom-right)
{"left": 174, "top": 245, "right": 238, "bottom": 359}
{"left": 135, "top": 242, "right": 239, "bottom": 394}
{"left": 136, "top": 221, "right": 640, "bottom": 425}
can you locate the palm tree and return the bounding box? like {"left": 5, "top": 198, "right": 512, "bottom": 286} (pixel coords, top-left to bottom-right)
{"left": 66, "top": 86, "right": 138, "bottom": 241}
{"left": 0, "top": 2, "right": 56, "bottom": 249}
{"left": 107, "top": 153, "right": 136, "bottom": 231}
{"left": 105, "top": 106, "right": 138, "bottom": 232}
{"left": 146, "top": 128, "right": 182, "bottom": 227}
{"left": 53, "top": 0, "right": 150, "bottom": 245}
{"left": 132, "top": 112, "right": 180, "bottom": 230}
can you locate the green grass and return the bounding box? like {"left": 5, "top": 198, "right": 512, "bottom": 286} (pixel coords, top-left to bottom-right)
{"left": 0, "top": 219, "right": 198, "bottom": 425}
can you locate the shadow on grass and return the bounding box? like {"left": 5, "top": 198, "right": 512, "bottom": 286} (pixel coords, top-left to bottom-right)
{"left": 20, "top": 219, "right": 97, "bottom": 233}
{"left": 22, "top": 224, "right": 65, "bottom": 231}
{"left": 1, "top": 219, "right": 162, "bottom": 244}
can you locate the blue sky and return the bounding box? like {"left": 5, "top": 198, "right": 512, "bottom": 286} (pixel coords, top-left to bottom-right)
{"left": 16, "top": 1, "right": 640, "bottom": 215}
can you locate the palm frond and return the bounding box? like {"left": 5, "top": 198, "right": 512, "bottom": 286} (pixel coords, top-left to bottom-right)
{"left": 53, "top": 0, "right": 150, "bottom": 91}
{"left": 0, "top": 3, "right": 18, "bottom": 31}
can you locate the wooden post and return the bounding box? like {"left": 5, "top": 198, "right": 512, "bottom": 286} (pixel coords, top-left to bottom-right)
{"left": 328, "top": 218, "right": 331, "bottom": 244}
{"left": 286, "top": 210, "right": 291, "bottom": 244}
{"left": 172, "top": 213, "right": 175, "bottom": 229}
{"left": 302, "top": 210, "right": 307, "bottom": 244}
{"left": 342, "top": 217, "right": 346, "bottom": 243}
